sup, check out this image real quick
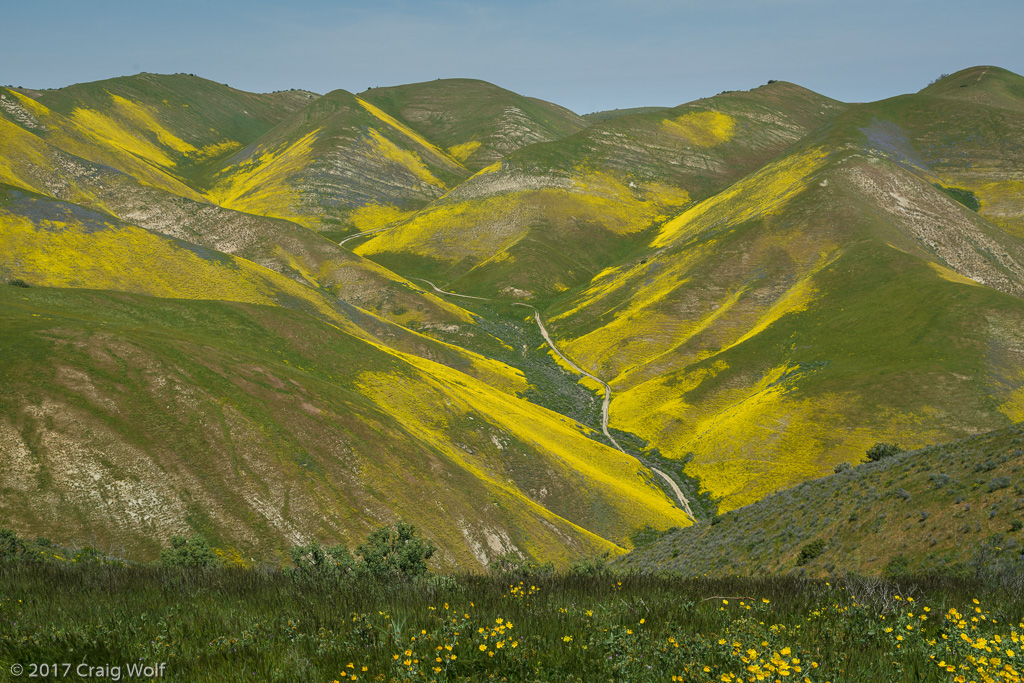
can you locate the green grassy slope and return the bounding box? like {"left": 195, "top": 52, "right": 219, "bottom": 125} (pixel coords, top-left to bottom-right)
{"left": 0, "top": 88, "right": 483, "bottom": 336}
{"left": 360, "top": 78, "right": 587, "bottom": 171}
{"left": 355, "top": 82, "right": 846, "bottom": 298}
{"left": 0, "top": 285, "right": 690, "bottom": 567}
{"left": 29, "top": 73, "right": 317, "bottom": 179}
{"left": 206, "top": 89, "right": 472, "bottom": 231}
{"left": 0, "top": 182, "right": 532, "bottom": 397}
{"left": 873, "top": 66, "right": 1024, "bottom": 239}
{"left": 543, "top": 93, "right": 1024, "bottom": 512}
{"left": 618, "top": 423, "right": 1024, "bottom": 577}
{"left": 0, "top": 75, "right": 312, "bottom": 201}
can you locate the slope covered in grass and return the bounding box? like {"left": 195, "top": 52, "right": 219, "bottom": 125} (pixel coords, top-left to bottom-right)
{"left": 206, "top": 89, "right": 471, "bottom": 231}
{"left": 0, "top": 285, "right": 689, "bottom": 567}
{"left": 360, "top": 78, "right": 587, "bottom": 171}
{"left": 543, "top": 106, "right": 1024, "bottom": 511}
{"left": 356, "top": 82, "right": 846, "bottom": 298}
{"left": 0, "top": 93, "right": 482, "bottom": 335}
{"left": 1, "top": 75, "right": 312, "bottom": 202}
{"left": 619, "top": 423, "right": 1024, "bottom": 577}
{"left": 0, "top": 182, "right": 531, "bottom": 395}
{"left": 857, "top": 66, "right": 1024, "bottom": 239}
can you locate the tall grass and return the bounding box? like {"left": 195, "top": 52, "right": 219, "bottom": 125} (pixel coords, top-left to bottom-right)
{"left": 2, "top": 561, "right": 1022, "bottom": 681}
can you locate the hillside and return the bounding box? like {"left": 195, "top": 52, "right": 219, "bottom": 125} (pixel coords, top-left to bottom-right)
{"left": 542, "top": 101, "right": 1024, "bottom": 511}
{"left": 360, "top": 78, "right": 588, "bottom": 171}
{"left": 206, "top": 89, "right": 471, "bottom": 232}
{"left": 0, "top": 284, "right": 690, "bottom": 567}
{"left": 1, "top": 75, "right": 313, "bottom": 200}
{"left": 0, "top": 84, "right": 490, "bottom": 335}
{"left": 354, "top": 82, "right": 846, "bottom": 298}
{"left": 0, "top": 182, "right": 544, "bottom": 398}
{"left": 618, "top": 423, "right": 1024, "bottom": 576}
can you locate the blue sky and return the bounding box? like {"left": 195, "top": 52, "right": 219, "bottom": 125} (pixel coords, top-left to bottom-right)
{"left": 5, "top": 0, "right": 1023, "bottom": 114}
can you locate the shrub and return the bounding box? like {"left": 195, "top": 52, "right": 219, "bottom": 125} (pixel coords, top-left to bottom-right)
{"left": 7, "top": 279, "right": 30, "bottom": 287}
{"left": 568, "top": 553, "right": 612, "bottom": 578}
{"left": 866, "top": 442, "right": 903, "bottom": 462}
{"left": 988, "top": 476, "right": 1011, "bottom": 492}
{"left": 0, "top": 528, "right": 27, "bottom": 560}
{"left": 833, "top": 462, "right": 852, "bottom": 474}
{"left": 883, "top": 555, "right": 911, "bottom": 578}
{"left": 289, "top": 540, "right": 356, "bottom": 579}
{"left": 795, "top": 539, "right": 827, "bottom": 566}
{"left": 159, "top": 534, "right": 219, "bottom": 568}
{"left": 357, "top": 522, "right": 436, "bottom": 580}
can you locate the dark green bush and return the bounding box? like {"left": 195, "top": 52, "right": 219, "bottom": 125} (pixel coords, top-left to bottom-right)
{"left": 866, "top": 442, "right": 903, "bottom": 462}
{"left": 289, "top": 540, "right": 356, "bottom": 579}
{"left": 795, "top": 539, "right": 827, "bottom": 566}
{"left": 0, "top": 528, "right": 27, "bottom": 560}
{"left": 356, "top": 522, "right": 436, "bottom": 580}
{"left": 159, "top": 534, "right": 219, "bottom": 568}
{"left": 568, "top": 552, "right": 612, "bottom": 578}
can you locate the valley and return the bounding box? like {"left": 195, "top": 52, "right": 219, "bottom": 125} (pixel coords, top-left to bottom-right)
{"left": 2, "top": 67, "right": 1023, "bottom": 576}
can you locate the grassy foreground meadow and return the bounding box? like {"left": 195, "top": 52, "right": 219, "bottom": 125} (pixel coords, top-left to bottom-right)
{"left": 1, "top": 552, "right": 1023, "bottom": 682}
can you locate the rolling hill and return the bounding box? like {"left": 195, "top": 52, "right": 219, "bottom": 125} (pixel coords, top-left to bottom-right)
{"left": 354, "top": 81, "right": 846, "bottom": 298}
{"left": 360, "top": 78, "right": 588, "bottom": 171}
{"left": 618, "top": 423, "right": 1024, "bottom": 577}
{"left": 0, "top": 284, "right": 689, "bottom": 567}
{"left": 542, "top": 89, "right": 1024, "bottom": 511}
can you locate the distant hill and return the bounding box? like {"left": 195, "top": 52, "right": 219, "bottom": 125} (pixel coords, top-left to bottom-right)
{"left": 618, "top": 423, "right": 1024, "bottom": 577}
{"left": 355, "top": 81, "right": 846, "bottom": 298}
{"left": 361, "top": 78, "right": 587, "bottom": 171}
{"left": 583, "top": 106, "right": 670, "bottom": 122}
{"left": 545, "top": 88, "right": 1024, "bottom": 511}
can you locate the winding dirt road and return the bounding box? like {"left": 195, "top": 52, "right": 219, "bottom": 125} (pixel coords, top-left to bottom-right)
{"left": 338, "top": 226, "right": 393, "bottom": 246}
{"left": 400, "top": 277, "right": 697, "bottom": 520}
{"left": 512, "top": 303, "right": 696, "bottom": 522}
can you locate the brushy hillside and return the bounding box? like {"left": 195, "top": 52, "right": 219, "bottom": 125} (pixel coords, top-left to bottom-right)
{"left": 618, "top": 423, "right": 1024, "bottom": 578}
{"left": 360, "top": 78, "right": 588, "bottom": 171}
{"left": 0, "top": 285, "right": 690, "bottom": 567}
{"left": 355, "top": 82, "right": 846, "bottom": 298}
{"left": 541, "top": 86, "right": 1024, "bottom": 511}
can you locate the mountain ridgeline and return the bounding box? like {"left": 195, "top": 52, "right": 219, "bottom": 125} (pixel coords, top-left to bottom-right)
{"left": 1, "top": 67, "right": 1023, "bottom": 572}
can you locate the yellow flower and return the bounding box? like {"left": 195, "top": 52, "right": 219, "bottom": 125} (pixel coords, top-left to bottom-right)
{"left": 479, "top": 644, "right": 487, "bottom": 651}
